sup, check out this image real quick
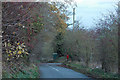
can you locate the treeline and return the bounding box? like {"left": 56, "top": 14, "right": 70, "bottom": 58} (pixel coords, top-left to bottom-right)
{"left": 28, "top": 1, "right": 119, "bottom": 74}
{"left": 58, "top": 5, "right": 119, "bottom": 73}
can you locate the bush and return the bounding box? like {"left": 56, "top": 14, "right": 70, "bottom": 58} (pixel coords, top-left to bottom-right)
{"left": 2, "top": 64, "right": 39, "bottom": 78}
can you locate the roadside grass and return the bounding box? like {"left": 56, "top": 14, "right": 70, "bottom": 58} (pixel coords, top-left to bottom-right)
{"left": 64, "top": 62, "right": 120, "bottom": 79}
{"left": 2, "top": 63, "right": 39, "bottom": 78}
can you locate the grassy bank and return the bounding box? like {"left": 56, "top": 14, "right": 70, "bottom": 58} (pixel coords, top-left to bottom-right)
{"left": 2, "top": 63, "right": 39, "bottom": 78}
{"left": 63, "top": 62, "right": 120, "bottom": 79}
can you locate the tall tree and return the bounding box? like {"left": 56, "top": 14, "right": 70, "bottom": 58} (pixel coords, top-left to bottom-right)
{"left": 118, "top": 1, "right": 120, "bottom": 74}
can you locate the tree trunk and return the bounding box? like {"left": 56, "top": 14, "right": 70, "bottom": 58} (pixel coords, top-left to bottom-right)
{"left": 118, "top": 21, "right": 120, "bottom": 73}
{"left": 86, "top": 47, "right": 89, "bottom": 67}
{"left": 118, "top": 1, "right": 120, "bottom": 74}
{"left": 100, "top": 40, "right": 110, "bottom": 72}
{"left": 101, "top": 60, "right": 110, "bottom": 72}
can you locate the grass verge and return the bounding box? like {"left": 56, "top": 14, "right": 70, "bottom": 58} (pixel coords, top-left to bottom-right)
{"left": 62, "top": 62, "right": 120, "bottom": 79}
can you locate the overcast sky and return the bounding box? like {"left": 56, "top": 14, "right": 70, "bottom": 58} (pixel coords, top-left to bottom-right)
{"left": 67, "top": 0, "right": 119, "bottom": 29}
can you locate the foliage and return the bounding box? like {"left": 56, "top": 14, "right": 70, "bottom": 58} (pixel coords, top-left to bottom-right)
{"left": 2, "top": 63, "right": 39, "bottom": 78}
{"left": 61, "top": 2, "right": 118, "bottom": 73}
{"left": 95, "top": 11, "right": 118, "bottom": 72}
{"left": 2, "top": 2, "right": 43, "bottom": 62}
{"left": 48, "top": 2, "right": 70, "bottom": 56}
{"left": 2, "top": 2, "right": 43, "bottom": 78}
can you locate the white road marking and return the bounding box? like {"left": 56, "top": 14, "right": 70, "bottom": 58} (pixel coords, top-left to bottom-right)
{"left": 50, "top": 66, "right": 59, "bottom": 71}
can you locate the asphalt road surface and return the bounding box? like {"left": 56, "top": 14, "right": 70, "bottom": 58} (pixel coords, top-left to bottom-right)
{"left": 39, "top": 63, "right": 94, "bottom": 79}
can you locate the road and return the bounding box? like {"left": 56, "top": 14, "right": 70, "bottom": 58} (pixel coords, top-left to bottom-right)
{"left": 39, "top": 63, "right": 94, "bottom": 79}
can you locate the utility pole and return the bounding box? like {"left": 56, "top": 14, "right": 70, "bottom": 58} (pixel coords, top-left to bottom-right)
{"left": 73, "top": 8, "right": 75, "bottom": 32}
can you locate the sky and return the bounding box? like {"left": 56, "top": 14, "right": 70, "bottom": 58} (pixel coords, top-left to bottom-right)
{"left": 67, "top": 0, "right": 119, "bottom": 29}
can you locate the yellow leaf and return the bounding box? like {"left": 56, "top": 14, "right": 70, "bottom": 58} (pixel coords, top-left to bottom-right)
{"left": 25, "top": 52, "right": 29, "bottom": 55}
{"left": 17, "top": 43, "right": 20, "bottom": 45}
{"left": 6, "top": 50, "right": 8, "bottom": 53}
{"left": 10, "top": 53, "right": 12, "bottom": 56}
{"left": 8, "top": 54, "right": 11, "bottom": 56}
{"left": 18, "top": 46, "right": 22, "bottom": 49}
{"left": 18, "top": 50, "right": 22, "bottom": 54}
{"left": 9, "top": 50, "right": 11, "bottom": 53}
{"left": 16, "top": 48, "right": 18, "bottom": 51}
{"left": 21, "top": 5, "right": 23, "bottom": 8}
{"left": 13, "top": 51, "right": 16, "bottom": 55}
{"left": 8, "top": 43, "right": 11, "bottom": 47}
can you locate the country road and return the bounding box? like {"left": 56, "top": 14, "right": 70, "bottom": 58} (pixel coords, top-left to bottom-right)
{"left": 39, "top": 63, "right": 94, "bottom": 79}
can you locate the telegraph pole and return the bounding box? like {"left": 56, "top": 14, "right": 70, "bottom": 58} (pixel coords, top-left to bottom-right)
{"left": 73, "top": 8, "right": 75, "bottom": 31}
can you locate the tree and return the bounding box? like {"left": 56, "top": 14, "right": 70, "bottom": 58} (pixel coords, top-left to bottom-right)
{"left": 118, "top": 1, "right": 120, "bottom": 74}
{"left": 2, "top": 2, "right": 46, "bottom": 74}
{"left": 95, "top": 10, "right": 118, "bottom": 72}
{"left": 48, "top": 2, "right": 71, "bottom": 56}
